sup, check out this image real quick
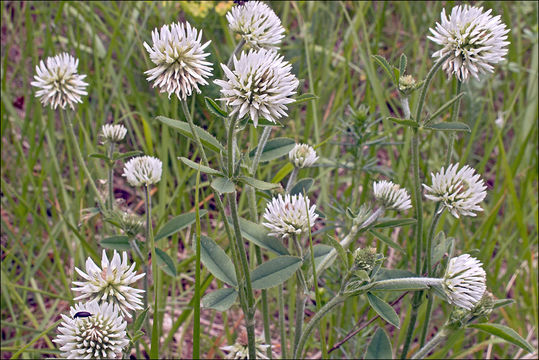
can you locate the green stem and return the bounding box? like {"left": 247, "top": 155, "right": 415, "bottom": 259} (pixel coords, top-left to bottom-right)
{"left": 62, "top": 110, "right": 105, "bottom": 211}
{"left": 145, "top": 185, "right": 159, "bottom": 359}
{"left": 251, "top": 127, "right": 272, "bottom": 174}
{"left": 227, "top": 112, "right": 257, "bottom": 359}
{"left": 294, "top": 294, "right": 347, "bottom": 358}
{"left": 107, "top": 142, "right": 115, "bottom": 210}
{"left": 411, "top": 328, "right": 448, "bottom": 359}
{"left": 226, "top": 38, "right": 246, "bottom": 70}
{"left": 129, "top": 237, "right": 149, "bottom": 333}
{"left": 445, "top": 80, "right": 462, "bottom": 165}
{"left": 278, "top": 285, "right": 287, "bottom": 359}
{"left": 193, "top": 169, "right": 202, "bottom": 358}
{"left": 293, "top": 275, "right": 306, "bottom": 354}
{"left": 401, "top": 54, "right": 450, "bottom": 360}
{"left": 285, "top": 167, "right": 299, "bottom": 193}
{"left": 419, "top": 205, "right": 444, "bottom": 346}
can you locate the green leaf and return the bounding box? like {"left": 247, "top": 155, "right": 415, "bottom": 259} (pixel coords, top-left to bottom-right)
{"left": 365, "top": 328, "right": 393, "bottom": 359}
{"left": 399, "top": 53, "right": 407, "bottom": 76}
{"left": 424, "top": 92, "right": 465, "bottom": 125}
{"left": 387, "top": 117, "right": 418, "bottom": 128}
{"left": 249, "top": 137, "right": 296, "bottom": 163}
{"left": 155, "top": 210, "right": 208, "bottom": 241}
{"left": 272, "top": 163, "right": 294, "bottom": 183}
{"left": 294, "top": 93, "right": 318, "bottom": 104}
{"left": 204, "top": 97, "right": 228, "bottom": 119}
{"left": 290, "top": 178, "right": 314, "bottom": 196}
{"left": 89, "top": 153, "right": 110, "bottom": 161}
{"left": 251, "top": 256, "right": 302, "bottom": 290}
{"left": 101, "top": 235, "right": 131, "bottom": 251}
{"left": 156, "top": 116, "right": 224, "bottom": 153}
{"left": 372, "top": 55, "right": 395, "bottom": 84}
{"left": 202, "top": 288, "right": 238, "bottom": 311}
{"left": 493, "top": 299, "right": 515, "bottom": 309}
{"left": 469, "top": 324, "right": 534, "bottom": 353}
{"left": 238, "top": 176, "right": 281, "bottom": 191}
{"left": 367, "top": 292, "right": 400, "bottom": 328}
{"left": 112, "top": 150, "right": 144, "bottom": 161}
{"left": 307, "top": 244, "right": 334, "bottom": 272}
{"left": 431, "top": 232, "right": 453, "bottom": 267}
{"left": 211, "top": 177, "right": 236, "bottom": 194}
{"left": 424, "top": 122, "right": 471, "bottom": 133}
{"left": 134, "top": 307, "right": 150, "bottom": 332}
{"left": 178, "top": 157, "right": 224, "bottom": 176}
{"left": 200, "top": 235, "right": 237, "bottom": 286}
{"left": 369, "top": 230, "right": 405, "bottom": 253}
{"left": 236, "top": 217, "right": 289, "bottom": 256}
{"left": 155, "top": 248, "right": 177, "bottom": 277}
{"left": 323, "top": 236, "right": 348, "bottom": 267}
{"left": 373, "top": 218, "right": 417, "bottom": 229}
{"left": 393, "top": 66, "right": 400, "bottom": 85}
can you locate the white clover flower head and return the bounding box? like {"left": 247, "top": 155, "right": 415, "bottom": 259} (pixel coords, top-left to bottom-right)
{"left": 101, "top": 124, "right": 127, "bottom": 143}
{"left": 443, "top": 254, "right": 486, "bottom": 310}
{"left": 72, "top": 250, "right": 145, "bottom": 318}
{"left": 289, "top": 143, "right": 319, "bottom": 168}
{"left": 262, "top": 193, "right": 318, "bottom": 238}
{"left": 31, "top": 53, "right": 88, "bottom": 110}
{"left": 144, "top": 21, "right": 213, "bottom": 100}
{"left": 423, "top": 163, "right": 487, "bottom": 218}
{"left": 53, "top": 300, "right": 129, "bottom": 359}
{"left": 122, "top": 155, "right": 163, "bottom": 187}
{"left": 226, "top": 1, "right": 285, "bottom": 50}
{"left": 214, "top": 49, "right": 299, "bottom": 127}
{"left": 428, "top": 5, "right": 510, "bottom": 82}
{"left": 373, "top": 180, "right": 412, "bottom": 211}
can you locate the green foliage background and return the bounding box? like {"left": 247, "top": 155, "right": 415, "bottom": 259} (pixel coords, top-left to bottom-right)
{"left": 1, "top": 1, "right": 537, "bottom": 358}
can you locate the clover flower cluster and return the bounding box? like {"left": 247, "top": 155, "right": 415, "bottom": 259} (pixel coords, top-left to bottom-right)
{"left": 55, "top": 250, "right": 145, "bottom": 358}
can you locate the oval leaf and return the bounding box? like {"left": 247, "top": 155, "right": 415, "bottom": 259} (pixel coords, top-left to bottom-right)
{"left": 211, "top": 177, "right": 236, "bottom": 194}
{"left": 367, "top": 292, "right": 400, "bottom": 328}
{"left": 155, "top": 248, "right": 177, "bottom": 277}
{"left": 290, "top": 178, "right": 314, "bottom": 196}
{"left": 200, "top": 235, "right": 237, "bottom": 286}
{"left": 468, "top": 324, "right": 534, "bottom": 353}
{"left": 251, "top": 256, "right": 302, "bottom": 290}
{"left": 155, "top": 210, "right": 208, "bottom": 241}
{"left": 202, "top": 288, "right": 238, "bottom": 311}
{"left": 249, "top": 137, "right": 296, "bottom": 163}
{"left": 236, "top": 217, "right": 289, "bottom": 255}
{"left": 387, "top": 117, "right": 418, "bottom": 128}
{"left": 101, "top": 235, "right": 131, "bottom": 251}
{"left": 424, "top": 122, "right": 471, "bottom": 133}
{"left": 134, "top": 307, "right": 150, "bottom": 332}
{"left": 239, "top": 176, "right": 281, "bottom": 191}
{"left": 365, "top": 328, "right": 393, "bottom": 359}
{"left": 204, "top": 97, "right": 228, "bottom": 119}
{"left": 156, "top": 116, "right": 224, "bottom": 153}
{"left": 178, "top": 157, "right": 223, "bottom": 176}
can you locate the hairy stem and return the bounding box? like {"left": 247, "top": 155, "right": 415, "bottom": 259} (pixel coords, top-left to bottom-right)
{"left": 278, "top": 285, "right": 287, "bottom": 359}
{"left": 445, "top": 80, "right": 462, "bottom": 165}
{"left": 145, "top": 185, "right": 159, "bottom": 359}
{"left": 285, "top": 167, "right": 299, "bottom": 193}
{"left": 107, "top": 142, "right": 115, "bottom": 210}
{"left": 412, "top": 328, "right": 448, "bottom": 359}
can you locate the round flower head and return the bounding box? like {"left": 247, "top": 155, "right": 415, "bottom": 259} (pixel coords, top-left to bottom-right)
{"left": 262, "top": 193, "right": 318, "bottom": 238}
{"left": 373, "top": 180, "right": 412, "bottom": 211}
{"left": 428, "top": 5, "right": 510, "bottom": 82}
{"left": 144, "top": 21, "right": 213, "bottom": 100}
{"left": 214, "top": 49, "right": 299, "bottom": 127}
{"left": 226, "top": 1, "right": 285, "bottom": 50}
{"left": 31, "top": 53, "right": 88, "bottom": 110}
{"left": 101, "top": 124, "right": 127, "bottom": 143}
{"left": 122, "top": 155, "right": 162, "bottom": 187}
{"left": 53, "top": 300, "right": 129, "bottom": 359}
{"left": 72, "top": 250, "right": 145, "bottom": 318}
{"left": 442, "top": 254, "right": 486, "bottom": 310}
{"left": 289, "top": 143, "right": 319, "bottom": 168}
{"left": 423, "top": 163, "right": 487, "bottom": 218}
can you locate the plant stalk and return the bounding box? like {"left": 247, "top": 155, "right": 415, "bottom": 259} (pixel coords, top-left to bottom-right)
{"left": 411, "top": 328, "right": 448, "bottom": 359}
{"left": 285, "top": 167, "right": 299, "bottom": 193}
{"left": 145, "top": 185, "right": 159, "bottom": 359}
{"left": 107, "top": 142, "right": 115, "bottom": 210}
{"left": 278, "top": 285, "right": 287, "bottom": 359}
{"left": 445, "top": 80, "right": 462, "bottom": 165}
{"left": 193, "top": 169, "right": 202, "bottom": 358}
{"left": 401, "top": 54, "right": 450, "bottom": 359}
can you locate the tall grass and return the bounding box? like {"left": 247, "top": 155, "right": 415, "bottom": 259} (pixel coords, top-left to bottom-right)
{"left": 1, "top": 1, "right": 537, "bottom": 358}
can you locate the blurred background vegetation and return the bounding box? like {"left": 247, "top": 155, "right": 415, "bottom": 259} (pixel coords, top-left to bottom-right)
{"left": 1, "top": 1, "right": 537, "bottom": 358}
